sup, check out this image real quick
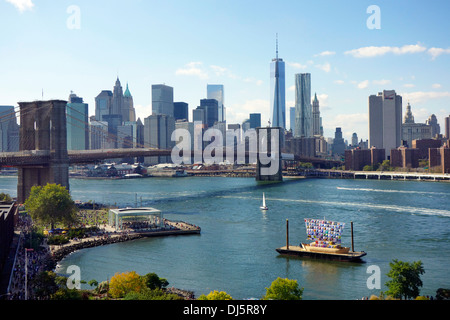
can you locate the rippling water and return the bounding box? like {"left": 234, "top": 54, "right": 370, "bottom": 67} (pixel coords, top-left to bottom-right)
{"left": 2, "top": 175, "right": 449, "bottom": 299}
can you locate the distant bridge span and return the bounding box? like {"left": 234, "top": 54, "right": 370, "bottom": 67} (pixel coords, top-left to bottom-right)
{"left": 0, "top": 148, "right": 341, "bottom": 167}
{"left": 4, "top": 99, "right": 341, "bottom": 202}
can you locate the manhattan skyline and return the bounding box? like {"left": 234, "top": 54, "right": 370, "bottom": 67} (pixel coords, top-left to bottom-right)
{"left": 1, "top": 0, "right": 449, "bottom": 142}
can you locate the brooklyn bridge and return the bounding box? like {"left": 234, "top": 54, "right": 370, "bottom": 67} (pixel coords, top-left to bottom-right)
{"left": 0, "top": 100, "right": 341, "bottom": 203}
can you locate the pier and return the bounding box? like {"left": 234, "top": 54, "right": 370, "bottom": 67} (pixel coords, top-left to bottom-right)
{"left": 289, "top": 169, "right": 450, "bottom": 182}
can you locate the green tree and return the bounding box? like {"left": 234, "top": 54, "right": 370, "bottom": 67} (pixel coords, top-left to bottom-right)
{"left": 262, "top": 277, "right": 303, "bottom": 300}
{"left": 30, "top": 271, "right": 60, "bottom": 299}
{"left": 0, "top": 192, "right": 12, "bottom": 201}
{"left": 142, "top": 272, "right": 169, "bottom": 290}
{"left": 198, "top": 290, "right": 233, "bottom": 300}
{"left": 24, "top": 183, "right": 78, "bottom": 229}
{"left": 385, "top": 259, "right": 425, "bottom": 300}
{"left": 377, "top": 159, "right": 392, "bottom": 171}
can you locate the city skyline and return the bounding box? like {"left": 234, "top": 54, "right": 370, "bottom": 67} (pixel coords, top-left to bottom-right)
{"left": 1, "top": 0, "right": 449, "bottom": 142}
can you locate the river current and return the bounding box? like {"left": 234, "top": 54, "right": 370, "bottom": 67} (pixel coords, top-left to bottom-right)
{"left": 1, "top": 175, "right": 449, "bottom": 300}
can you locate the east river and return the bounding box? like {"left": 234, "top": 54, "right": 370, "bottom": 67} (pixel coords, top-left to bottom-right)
{"left": 1, "top": 175, "right": 449, "bottom": 300}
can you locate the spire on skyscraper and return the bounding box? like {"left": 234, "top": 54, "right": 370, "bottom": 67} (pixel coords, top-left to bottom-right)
{"left": 124, "top": 82, "right": 132, "bottom": 97}
{"left": 276, "top": 33, "right": 278, "bottom": 59}
{"left": 404, "top": 101, "right": 415, "bottom": 124}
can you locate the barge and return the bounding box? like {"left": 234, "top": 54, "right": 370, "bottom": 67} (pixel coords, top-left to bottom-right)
{"left": 276, "top": 219, "right": 367, "bottom": 263}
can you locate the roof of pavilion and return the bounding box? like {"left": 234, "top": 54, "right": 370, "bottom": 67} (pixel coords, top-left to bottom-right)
{"left": 109, "top": 207, "right": 162, "bottom": 216}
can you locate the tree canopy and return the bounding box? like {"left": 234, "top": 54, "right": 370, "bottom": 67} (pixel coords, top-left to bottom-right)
{"left": 198, "top": 290, "right": 233, "bottom": 300}
{"left": 385, "top": 259, "right": 425, "bottom": 300}
{"left": 24, "top": 183, "right": 78, "bottom": 229}
{"left": 262, "top": 277, "right": 303, "bottom": 300}
{"left": 109, "top": 271, "right": 145, "bottom": 299}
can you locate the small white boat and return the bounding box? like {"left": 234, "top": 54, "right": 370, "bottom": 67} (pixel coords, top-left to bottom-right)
{"left": 260, "top": 193, "right": 268, "bottom": 210}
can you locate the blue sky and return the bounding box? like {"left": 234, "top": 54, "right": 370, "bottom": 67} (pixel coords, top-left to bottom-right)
{"left": 1, "top": 0, "right": 449, "bottom": 141}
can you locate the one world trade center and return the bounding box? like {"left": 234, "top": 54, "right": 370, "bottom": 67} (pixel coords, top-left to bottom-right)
{"left": 270, "top": 36, "right": 286, "bottom": 130}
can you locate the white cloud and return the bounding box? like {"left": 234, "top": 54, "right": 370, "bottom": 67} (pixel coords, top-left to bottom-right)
{"left": 432, "top": 83, "right": 442, "bottom": 89}
{"left": 345, "top": 44, "right": 427, "bottom": 58}
{"left": 243, "top": 77, "right": 263, "bottom": 86}
{"left": 134, "top": 104, "right": 152, "bottom": 121}
{"left": 403, "top": 84, "right": 415, "bottom": 88}
{"left": 334, "top": 80, "right": 345, "bottom": 85}
{"left": 315, "top": 51, "right": 336, "bottom": 57}
{"left": 428, "top": 47, "right": 450, "bottom": 60}
{"left": 227, "top": 99, "right": 269, "bottom": 125}
{"left": 287, "top": 62, "right": 307, "bottom": 69}
{"left": 6, "top": 0, "right": 34, "bottom": 12}
{"left": 316, "top": 93, "right": 329, "bottom": 108}
{"left": 372, "top": 79, "right": 391, "bottom": 86}
{"left": 210, "top": 65, "right": 228, "bottom": 77}
{"left": 315, "top": 62, "right": 331, "bottom": 73}
{"left": 210, "top": 65, "right": 239, "bottom": 80}
{"left": 323, "top": 113, "right": 368, "bottom": 139}
{"left": 175, "top": 62, "right": 209, "bottom": 80}
{"left": 357, "top": 80, "right": 369, "bottom": 89}
{"left": 401, "top": 91, "right": 450, "bottom": 105}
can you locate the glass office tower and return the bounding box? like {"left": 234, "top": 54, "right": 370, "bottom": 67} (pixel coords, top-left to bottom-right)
{"left": 270, "top": 46, "right": 286, "bottom": 129}
{"left": 207, "top": 84, "right": 225, "bottom": 123}
{"left": 152, "top": 84, "right": 174, "bottom": 117}
{"left": 67, "top": 92, "right": 89, "bottom": 150}
{"left": 294, "top": 73, "right": 312, "bottom": 137}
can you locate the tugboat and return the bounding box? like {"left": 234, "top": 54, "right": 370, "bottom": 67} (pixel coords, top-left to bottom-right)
{"left": 276, "top": 218, "right": 367, "bottom": 262}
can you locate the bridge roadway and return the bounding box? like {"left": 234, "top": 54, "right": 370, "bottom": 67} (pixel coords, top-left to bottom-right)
{"left": 0, "top": 148, "right": 342, "bottom": 167}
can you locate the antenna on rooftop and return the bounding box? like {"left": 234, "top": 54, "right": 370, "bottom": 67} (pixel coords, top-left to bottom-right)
{"left": 276, "top": 33, "right": 278, "bottom": 59}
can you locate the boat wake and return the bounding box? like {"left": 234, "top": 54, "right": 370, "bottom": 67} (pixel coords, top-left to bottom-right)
{"left": 220, "top": 195, "right": 450, "bottom": 218}
{"left": 336, "top": 186, "right": 449, "bottom": 196}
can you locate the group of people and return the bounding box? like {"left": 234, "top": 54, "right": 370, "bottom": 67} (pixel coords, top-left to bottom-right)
{"left": 6, "top": 214, "right": 51, "bottom": 300}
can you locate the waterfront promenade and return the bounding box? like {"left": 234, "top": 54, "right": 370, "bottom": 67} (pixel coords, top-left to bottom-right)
{"left": 3, "top": 214, "right": 200, "bottom": 300}
{"left": 50, "top": 219, "right": 201, "bottom": 262}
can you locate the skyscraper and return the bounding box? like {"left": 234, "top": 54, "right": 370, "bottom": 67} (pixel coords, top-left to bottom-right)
{"left": 89, "top": 118, "right": 108, "bottom": 150}
{"left": 207, "top": 85, "right": 225, "bottom": 123}
{"left": 294, "top": 73, "right": 312, "bottom": 138}
{"left": 174, "top": 102, "right": 189, "bottom": 121}
{"left": 369, "top": 90, "right": 402, "bottom": 158}
{"left": 67, "top": 92, "right": 89, "bottom": 150}
{"left": 95, "top": 90, "right": 112, "bottom": 121}
{"left": 312, "top": 93, "right": 322, "bottom": 136}
{"left": 198, "top": 99, "right": 219, "bottom": 128}
{"left": 249, "top": 113, "right": 261, "bottom": 129}
{"left": 111, "top": 77, "right": 123, "bottom": 116}
{"left": 144, "top": 114, "right": 175, "bottom": 164}
{"left": 290, "top": 107, "right": 295, "bottom": 132}
{"left": 270, "top": 37, "right": 285, "bottom": 129}
{"left": 0, "top": 105, "right": 19, "bottom": 152}
{"left": 426, "top": 114, "right": 440, "bottom": 137}
{"left": 95, "top": 78, "right": 135, "bottom": 124}
{"left": 446, "top": 115, "right": 450, "bottom": 139}
{"left": 331, "top": 127, "right": 346, "bottom": 156}
{"left": 122, "top": 83, "right": 136, "bottom": 123}
{"left": 401, "top": 102, "right": 432, "bottom": 147}
{"left": 152, "top": 84, "right": 174, "bottom": 117}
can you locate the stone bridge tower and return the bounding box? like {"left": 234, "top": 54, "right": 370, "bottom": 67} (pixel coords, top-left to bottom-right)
{"left": 256, "top": 127, "right": 283, "bottom": 182}
{"left": 17, "top": 100, "right": 69, "bottom": 203}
